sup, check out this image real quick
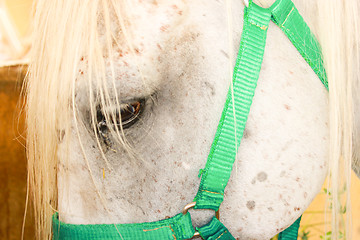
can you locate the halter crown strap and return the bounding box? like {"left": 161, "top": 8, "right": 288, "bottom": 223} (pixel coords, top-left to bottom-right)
{"left": 53, "top": 0, "right": 327, "bottom": 239}
{"left": 270, "top": 0, "right": 328, "bottom": 90}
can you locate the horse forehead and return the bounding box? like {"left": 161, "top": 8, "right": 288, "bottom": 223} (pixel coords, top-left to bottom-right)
{"left": 95, "top": 1, "right": 221, "bottom": 98}
{"left": 107, "top": 0, "right": 191, "bottom": 47}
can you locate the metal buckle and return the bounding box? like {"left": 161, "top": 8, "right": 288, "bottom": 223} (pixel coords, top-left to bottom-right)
{"left": 182, "top": 202, "right": 220, "bottom": 239}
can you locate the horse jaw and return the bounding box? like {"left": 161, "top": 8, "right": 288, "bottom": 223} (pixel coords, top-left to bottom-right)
{"left": 57, "top": 0, "right": 328, "bottom": 239}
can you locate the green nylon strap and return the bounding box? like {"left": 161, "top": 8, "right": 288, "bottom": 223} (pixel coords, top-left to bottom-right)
{"left": 52, "top": 212, "right": 195, "bottom": 240}
{"left": 278, "top": 217, "right": 302, "bottom": 240}
{"left": 193, "top": 0, "right": 272, "bottom": 211}
{"left": 270, "top": 0, "right": 328, "bottom": 90}
{"left": 196, "top": 217, "right": 236, "bottom": 240}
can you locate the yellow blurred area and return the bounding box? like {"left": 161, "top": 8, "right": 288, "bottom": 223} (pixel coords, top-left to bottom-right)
{"left": 4, "top": 0, "right": 32, "bottom": 37}
{"left": 2, "top": 0, "right": 360, "bottom": 239}
{"left": 300, "top": 172, "right": 360, "bottom": 239}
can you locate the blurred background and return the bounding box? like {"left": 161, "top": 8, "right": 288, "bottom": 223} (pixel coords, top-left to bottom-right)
{"left": 0, "top": 0, "right": 359, "bottom": 239}
{"left": 1, "top": 1, "right": 33, "bottom": 239}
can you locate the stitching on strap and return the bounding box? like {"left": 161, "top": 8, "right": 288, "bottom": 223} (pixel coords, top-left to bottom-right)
{"left": 281, "top": 7, "right": 294, "bottom": 26}
{"left": 143, "top": 225, "right": 177, "bottom": 240}
{"left": 249, "top": 20, "right": 268, "bottom": 30}
{"left": 201, "top": 189, "right": 224, "bottom": 195}
{"left": 216, "top": 230, "right": 228, "bottom": 239}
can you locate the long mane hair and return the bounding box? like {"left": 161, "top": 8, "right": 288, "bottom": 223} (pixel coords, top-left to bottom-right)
{"left": 25, "top": 0, "right": 360, "bottom": 239}
{"left": 317, "top": 1, "right": 360, "bottom": 238}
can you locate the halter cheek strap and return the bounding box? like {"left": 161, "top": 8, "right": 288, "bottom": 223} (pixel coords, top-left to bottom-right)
{"left": 193, "top": 0, "right": 272, "bottom": 211}
{"left": 52, "top": 0, "right": 328, "bottom": 239}
{"left": 193, "top": 0, "right": 328, "bottom": 213}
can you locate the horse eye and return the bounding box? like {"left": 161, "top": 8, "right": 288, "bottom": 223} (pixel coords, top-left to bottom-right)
{"left": 96, "top": 98, "right": 145, "bottom": 133}
{"left": 117, "top": 99, "right": 145, "bottom": 129}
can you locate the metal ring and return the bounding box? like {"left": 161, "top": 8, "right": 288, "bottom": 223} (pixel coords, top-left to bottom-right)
{"left": 182, "top": 202, "right": 220, "bottom": 219}
{"left": 191, "top": 231, "right": 202, "bottom": 239}
{"left": 182, "top": 202, "right": 196, "bottom": 215}
{"left": 182, "top": 202, "right": 220, "bottom": 239}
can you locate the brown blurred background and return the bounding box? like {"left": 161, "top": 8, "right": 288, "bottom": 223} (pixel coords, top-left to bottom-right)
{"left": 0, "top": 0, "right": 359, "bottom": 239}
{"left": 0, "top": 64, "right": 35, "bottom": 239}
{"left": 1, "top": 1, "right": 35, "bottom": 239}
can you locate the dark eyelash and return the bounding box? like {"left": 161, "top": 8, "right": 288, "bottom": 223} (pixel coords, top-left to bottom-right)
{"left": 95, "top": 98, "right": 146, "bottom": 148}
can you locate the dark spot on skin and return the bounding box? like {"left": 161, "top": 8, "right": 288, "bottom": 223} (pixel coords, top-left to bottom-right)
{"left": 246, "top": 200, "right": 256, "bottom": 210}
{"left": 220, "top": 49, "right": 229, "bottom": 59}
{"left": 284, "top": 104, "right": 291, "bottom": 110}
{"left": 58, "top": 163, "right": 68, "bottom": 172}
{"left": 304, "top": 192, "right": 308, "bottom": 199}
{"left": 268, "top": 207, "right": 274, "bottom": 211}
{"left": 243, "top": 128, "right": 250, "bottom": 139}
{"left": 203, "top": 81, "right": 215, "bottom": 96}
{"left": 251, "top": 178, "right": 256, "bottom": 184}
{"left": 257, "top": 172, "right": 267, "bottom": 182}
{"left": 294, "top": 207, "right": 300, "bottom": 211}
{"left": 160, "top": 25, "right": 170, "bottom": 31}
{"left": 152, "top": 175, "right": 158, "bottom": 183}
{"left": 134, "top": 48, "right": 141, "bottom": 55}
{"left": 280, "top": 171, "right": 286, "bottom": 177}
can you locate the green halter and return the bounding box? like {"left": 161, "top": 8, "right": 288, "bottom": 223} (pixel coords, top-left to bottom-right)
{"left": 53, "top": 0, "right": 327, "bottom": 239}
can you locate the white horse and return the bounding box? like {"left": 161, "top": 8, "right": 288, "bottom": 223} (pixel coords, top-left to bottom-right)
{"left": 25, "top": 0, "right": 360, "bottom": 239}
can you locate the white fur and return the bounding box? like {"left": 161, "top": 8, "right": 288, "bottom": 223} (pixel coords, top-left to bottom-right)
{"left": 56, "top": 1, "right": 329, "bottom": 239}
